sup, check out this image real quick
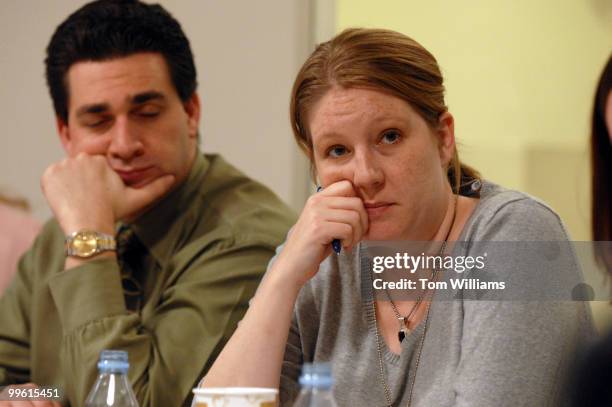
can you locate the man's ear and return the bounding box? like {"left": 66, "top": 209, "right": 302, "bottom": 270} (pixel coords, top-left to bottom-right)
{"left": 436, "top": 111, "right": 455, "bottom": 168}
{"left": 183, "top": 92, "right": 201, "bottom": 139}
{"left": 56, "top": 116, "right": 73, "bottom": 155}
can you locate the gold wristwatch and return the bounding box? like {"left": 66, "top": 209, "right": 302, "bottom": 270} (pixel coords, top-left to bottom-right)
{"left": 65, "top": 230, "right": 117, "bottom": 258}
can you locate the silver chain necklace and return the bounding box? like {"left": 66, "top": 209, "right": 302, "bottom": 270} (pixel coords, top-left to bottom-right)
{"left": 384, "top": 267, "right": 434, "bottom": 343}
{"left": 373, "top": 194, "right": 457, "bottom": 407}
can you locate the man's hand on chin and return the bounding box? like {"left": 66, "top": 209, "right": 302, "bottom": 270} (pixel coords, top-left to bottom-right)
{"left": 41, "top": 153, "right": 175, "bottom": 235}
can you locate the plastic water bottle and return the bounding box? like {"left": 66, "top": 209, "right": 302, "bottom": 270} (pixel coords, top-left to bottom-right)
{"left": 84, "top": 350, "right": 139, "bottom": 407}
{"left": 293, "top": 362, "right": 338, "bottom": 407}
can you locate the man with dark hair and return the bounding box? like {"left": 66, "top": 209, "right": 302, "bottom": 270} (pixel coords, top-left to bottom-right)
{"left": 0, "top": 1, "right": 295, "bottom": 406}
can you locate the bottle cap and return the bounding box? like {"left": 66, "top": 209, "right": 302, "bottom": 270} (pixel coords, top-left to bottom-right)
{"left": 97, "top": 349, "right": 130, "bottom": 373}
{"left": 298, "top": 362, "right": 334, "bottom": 389}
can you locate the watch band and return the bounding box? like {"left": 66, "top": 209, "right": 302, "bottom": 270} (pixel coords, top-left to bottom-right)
{"left": 65, "top": 230, "right": 117, "bottom": 258}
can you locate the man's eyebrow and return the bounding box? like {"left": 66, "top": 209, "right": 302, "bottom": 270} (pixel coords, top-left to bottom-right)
{"left": 132, "top": 91, "right": 165, "bottom": 105}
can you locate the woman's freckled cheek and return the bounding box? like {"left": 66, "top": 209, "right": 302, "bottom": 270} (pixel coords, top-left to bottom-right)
{"left": 317, "top": 163, "right": 350, "bottom": 187}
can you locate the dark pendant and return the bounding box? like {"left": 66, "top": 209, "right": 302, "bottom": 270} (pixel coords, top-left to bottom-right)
{"left": 398, "top": 329, "right": 406, "bottom": 343}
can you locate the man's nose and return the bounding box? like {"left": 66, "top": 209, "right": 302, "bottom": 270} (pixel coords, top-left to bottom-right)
{"left": 352, "top": 150, "right": 384, "bottom": 195}
{"left": 108, "top": 117, "right": 144, "bottom": 161}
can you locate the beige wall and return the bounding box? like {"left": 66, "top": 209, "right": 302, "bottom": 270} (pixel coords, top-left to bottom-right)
{"left": 337, "top": 0, "right": 612, "bottom": 331}
{"left": 0, "top": 0, "right": 313, "bottom": 220}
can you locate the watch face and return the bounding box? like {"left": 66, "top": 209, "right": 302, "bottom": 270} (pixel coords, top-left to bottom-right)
{"left": 73, "top": 231, "right": 99, "bottom": 257}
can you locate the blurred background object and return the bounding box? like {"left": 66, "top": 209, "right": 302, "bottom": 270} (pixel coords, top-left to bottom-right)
{"left": 570, "top": 52, "right": 612, "bottom": 407}
{"left": 0, "top": 192, "right": 41, "bottom": 294}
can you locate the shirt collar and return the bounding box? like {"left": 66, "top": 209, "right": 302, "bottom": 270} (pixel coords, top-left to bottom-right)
{"left": 128, "top": 151, "right": 209, "bottom": 268}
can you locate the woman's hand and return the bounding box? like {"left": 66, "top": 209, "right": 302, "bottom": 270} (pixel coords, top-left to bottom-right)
{"left": 274, "top": 180, "right": 368, "bottom": 287}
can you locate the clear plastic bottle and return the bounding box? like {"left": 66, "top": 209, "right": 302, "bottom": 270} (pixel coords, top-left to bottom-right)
{"left": 293, "top": 362, "right": 338, "bottom": 407}
{"left": 84, "top": 350, "right": 139, "bottom": 407}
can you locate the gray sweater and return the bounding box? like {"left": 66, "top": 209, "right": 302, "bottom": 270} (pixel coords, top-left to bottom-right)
{"left": 278, "top": 182, "right": 594, "bottom": 406}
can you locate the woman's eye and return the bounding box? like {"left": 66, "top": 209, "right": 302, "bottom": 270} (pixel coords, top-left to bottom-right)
{"left": 381, "top": 130, "right": 401, "bottom": 144}
{"left": 327, "top": 145, "right": 348, "bottom": 158}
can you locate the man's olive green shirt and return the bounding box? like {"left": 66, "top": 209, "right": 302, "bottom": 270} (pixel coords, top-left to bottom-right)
{"left": 0, "top": 153, "right": 295, "bottom": 406}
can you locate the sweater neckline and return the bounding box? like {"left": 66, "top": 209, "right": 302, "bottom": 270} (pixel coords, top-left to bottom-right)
{"left": 359, "top": 181, "right": 499, "bottom": 364}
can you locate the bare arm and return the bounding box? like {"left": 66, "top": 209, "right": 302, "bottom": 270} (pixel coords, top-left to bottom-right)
{"left": 202, "top": 180, "right": 368, "bottom": 388}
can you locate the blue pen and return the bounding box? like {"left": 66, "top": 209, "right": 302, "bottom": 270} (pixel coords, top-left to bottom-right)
{"left": 316, "top": 186, "right": 342, "bottom": 255}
